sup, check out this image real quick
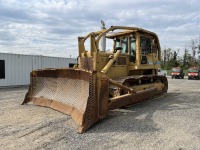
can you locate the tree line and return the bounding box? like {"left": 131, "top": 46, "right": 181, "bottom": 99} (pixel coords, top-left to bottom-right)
{"left": 161, "top": 36, "right": 200, "bottom": 70}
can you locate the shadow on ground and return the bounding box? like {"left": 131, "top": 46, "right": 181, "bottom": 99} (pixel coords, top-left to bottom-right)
{"left": 86, "top": 91, "right": 199, "bottom": 134}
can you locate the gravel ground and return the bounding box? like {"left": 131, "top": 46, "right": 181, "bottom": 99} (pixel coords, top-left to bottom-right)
{"left": 0, "top": 77, "right": 200, "bottom": 150}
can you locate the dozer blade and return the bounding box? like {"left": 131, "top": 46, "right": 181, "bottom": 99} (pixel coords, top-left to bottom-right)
{"left": 22, "top": 68, "right": 109, "bottom": 133}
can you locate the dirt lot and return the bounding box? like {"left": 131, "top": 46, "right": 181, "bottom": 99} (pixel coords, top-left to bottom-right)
{"left": 0, "top": 77, "right": 200, "bottom": 150}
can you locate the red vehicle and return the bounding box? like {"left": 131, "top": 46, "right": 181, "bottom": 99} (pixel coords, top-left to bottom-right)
{"left": 171, "top": 67, "right": 184, "bottom": 79}
{"left": 188, "top": 67, "right": 200, "bottom": 80}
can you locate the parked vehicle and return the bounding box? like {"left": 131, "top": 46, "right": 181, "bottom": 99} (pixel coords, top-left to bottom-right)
{"left": 171, "top": 67, "right": 184, "bottom": 79}
{"left": 188, "top": 67, "right": 200, "bottom": 80}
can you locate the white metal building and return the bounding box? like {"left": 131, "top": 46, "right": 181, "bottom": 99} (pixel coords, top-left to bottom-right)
{"left": 0, "top": 53, "right": 77, "bottom": 87}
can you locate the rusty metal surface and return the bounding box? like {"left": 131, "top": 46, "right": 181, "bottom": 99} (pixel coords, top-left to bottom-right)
{"left": 80, "top": 73, "right": 99, "bottom": 133}
{"left": 79, "top": 57, "right": 94, "bottom": 71}
{"left": 108, "top": 75, "right": 168, "bottom": 110}
{"left": 22, "top": 69, "right": 110, "bottom": 133}
{"left": 109, "top": 87, "right": 160, "bottom": 110}
{"left": 109, "top": 79, "right": 134, "bottom": 93}
{"left": 97, "top": 76, "right": 109, "bottom": 118}
{"left": 110, "top": 75, "right": 168, "bottom": 95}
{"left": 28, "top": 77, "right": 89, "bottom": 113}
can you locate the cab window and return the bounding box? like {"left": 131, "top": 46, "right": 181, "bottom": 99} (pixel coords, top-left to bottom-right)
{"left": 130, "top": 37, "right": 136, "bottom": 62}
{"left": 140, "top": 36, "right": 151, "bottom": 54}
{"left": 115, "top": 39, "right": 120, "bottom": 47}
{"left": 121, "top": 37, "right": 128, "bottom": 53}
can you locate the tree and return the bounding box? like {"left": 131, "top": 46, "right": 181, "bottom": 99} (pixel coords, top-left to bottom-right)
{"left": 161, "top": 48, "right": 180, "bottom": 69}
{"left": 171, "top": 50, "right": 180, "bottom": 67}
{"left": 182, "top": 48, "right": 188, "bottom": 69}
{"left": 160, "top": 35, "right": 200, "bottom": 70}
{"left": 191, "top": 38, "right": 197, "bottom": 58}
{"left": 161, "top": 48, "right": 172, "bottom": 70}
{"left": 189, "top": 37, "right": 200, "bottom": 66}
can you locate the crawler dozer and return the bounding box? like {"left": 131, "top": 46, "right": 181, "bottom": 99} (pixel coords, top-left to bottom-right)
{"left": 22, "top": 26, "right": 168, "bottom": 133}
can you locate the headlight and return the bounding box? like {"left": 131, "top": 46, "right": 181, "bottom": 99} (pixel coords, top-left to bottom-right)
{"left": 177, "top": 73, "right": 180, "bottom": 75}
{"left": 188, "top": 73, "right": 191, "bottom": 76}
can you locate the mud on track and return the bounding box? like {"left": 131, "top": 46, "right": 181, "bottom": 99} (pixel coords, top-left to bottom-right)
{"left": 0, "top": 78, "right": 200, "bottom": 150}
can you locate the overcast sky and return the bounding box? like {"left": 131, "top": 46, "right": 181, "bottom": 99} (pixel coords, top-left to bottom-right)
{"left": 0, "top": 0, "right": 199, "bottom": 58}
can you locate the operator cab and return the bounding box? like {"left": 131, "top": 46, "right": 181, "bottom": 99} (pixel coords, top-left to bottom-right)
{"left": 107, "top": 31, "right": 159, "bottom": 65}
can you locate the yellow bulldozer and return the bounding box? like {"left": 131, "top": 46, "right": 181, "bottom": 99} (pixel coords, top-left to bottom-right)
{"left": 22, "top": 26, "right": 168, "bottom": 133}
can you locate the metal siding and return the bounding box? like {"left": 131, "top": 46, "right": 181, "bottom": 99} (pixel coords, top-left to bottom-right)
{"left": 9, "top": 54, "right": 14, "bottom": 85}
{"left": 18, "top": 54, "right": 22, "bottom": 85}
{"left": 26, "top": 55, "right": 32, "bottom": 85}
{"left": 0, "top": 53, "right": 77, "bottom": 87}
